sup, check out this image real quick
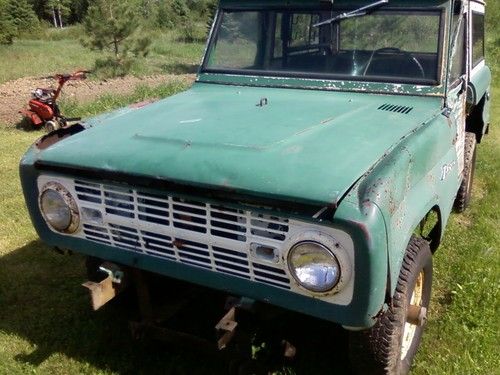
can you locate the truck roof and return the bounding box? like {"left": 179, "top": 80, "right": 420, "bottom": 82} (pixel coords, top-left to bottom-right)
{"left": 219, "top": 0, "right": 484, "bottom": 7}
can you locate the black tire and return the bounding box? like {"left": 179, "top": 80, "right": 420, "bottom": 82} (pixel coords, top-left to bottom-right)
{"left": 454, "top": 132, "right": 477, "bottom": 212}
{"left": 349, "top": 237, "right": 433, "bottom": 375}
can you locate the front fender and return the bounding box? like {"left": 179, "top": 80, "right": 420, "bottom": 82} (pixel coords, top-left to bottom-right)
{"left": 343, "top": 113, "right": 460, "bottom": 295}
{"left": 333, "top": 196, "right": 388, "bottom": 321}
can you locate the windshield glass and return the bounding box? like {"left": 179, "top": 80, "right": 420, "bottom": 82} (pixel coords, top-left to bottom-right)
{"left": 204, "top": 9, "right": 442, "bottom": 84}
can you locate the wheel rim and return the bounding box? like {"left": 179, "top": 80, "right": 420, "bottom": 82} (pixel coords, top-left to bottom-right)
{"left": 401, "top": 271, "right": 424, "bottom": 360}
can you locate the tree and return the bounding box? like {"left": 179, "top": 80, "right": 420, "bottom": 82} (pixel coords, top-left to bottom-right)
{"left": 0, "top": 0, "right": 16, "bottom": 44}
{"left": 156, "top": 0, "right": 174, "bottom": 29}
{"left": 45, "top": 0, "right": 71, "bottom": 28}
{"left": 67, "top": 0, "right": 89, "bottom": 23}
{"left": 83, "top": 0, "right": 141, "bottom": 57}
{"left": 83, "top": 0, "right": 151, "bottom": 77}
{"left": 5, "top": 0, "right": 39, "bottom": 34}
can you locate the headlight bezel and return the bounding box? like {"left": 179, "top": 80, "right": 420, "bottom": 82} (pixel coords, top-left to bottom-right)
{"left": 285, "top": 230, "right": 352, "bottom": 296}
{"left": 39, "top": 181, "right": 80, "bottom": 233}
{"left": 287, "top": 240, "right": 341, "bottom": 293}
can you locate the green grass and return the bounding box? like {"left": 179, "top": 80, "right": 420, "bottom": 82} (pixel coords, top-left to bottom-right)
{"left": 0, "top": 38, "right": 100, "bottom": 84}
{"left": 137, "top": 29, "right": 205, "bottom": 75}
{"left": 0, "top": 27, "right": 204, "bottom": 84}
{"left": 59, "top": 81, "right": 192, "bottom": 120}
{"left": 411, "top": 96, "right": 500, "bottom": 374}
{"left": 0, "top": 82, "right": 499, "bottom": 374}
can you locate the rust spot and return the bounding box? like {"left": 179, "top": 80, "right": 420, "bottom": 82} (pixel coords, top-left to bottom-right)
{"left": 36, "top": 124, "right": 85, "bottom": 150}
{"left": 179, "top": 214, "right": 191, "bottom": 222}
{"left": 173, "top": 239, "right": 185, "bottom": 249}
{"left": 348, "top": 220, "right": 371, "bottom": 241}
{"left": 371, "top": 307, "right": 386, "bottom": 320}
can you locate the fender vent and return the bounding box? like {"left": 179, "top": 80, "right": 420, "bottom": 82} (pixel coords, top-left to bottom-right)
{"left": 378, "top": 103, "right": 413, "bottom": 114}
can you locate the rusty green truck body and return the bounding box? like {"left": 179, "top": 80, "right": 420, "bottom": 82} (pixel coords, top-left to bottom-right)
{"left": 20, "top": 0, "right": 491, "bottom": 335}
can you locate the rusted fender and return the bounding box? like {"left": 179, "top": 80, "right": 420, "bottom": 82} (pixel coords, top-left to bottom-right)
{"left": 342, "top": 111, "right": 460, "bottom": 294}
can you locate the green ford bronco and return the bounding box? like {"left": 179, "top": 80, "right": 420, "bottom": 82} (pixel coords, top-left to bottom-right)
{"left": 21, "top": 0, "right": 491, "bottom": 373}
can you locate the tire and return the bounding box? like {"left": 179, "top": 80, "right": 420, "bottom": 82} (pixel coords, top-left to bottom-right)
{"left": 349, "top": 237, "right": 433, "bottom": 375}
{"left": 454, "top": 132, "right": 477, "bottom": 213}
{"left": 44, "top": 120, "right": 61, "bottom": 133}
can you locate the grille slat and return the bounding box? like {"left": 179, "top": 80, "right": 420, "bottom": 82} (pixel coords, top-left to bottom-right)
{"left": 210, "top": 217, "right": 246, "bottom": 227}
{"left": 216, "top": 262, "right": 250, "bottom": 275}
{"left": 211, "top": 224, "right": 246, "bottom": 235}
{"left": 250, "top": 223, "right": 287, "bottom": 236}
{"left": 74, "top": 180, "right": 291, "bottom": 289}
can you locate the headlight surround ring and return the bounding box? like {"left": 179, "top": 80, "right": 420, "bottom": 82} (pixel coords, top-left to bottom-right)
{"left": 39, "top": 182, "right": 80, "bottom": 233}
{"left": 286, "top": 230, "right": 352, "bottom": 295}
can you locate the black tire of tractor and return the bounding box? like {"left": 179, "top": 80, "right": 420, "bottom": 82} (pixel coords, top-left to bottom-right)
{"left": 348, "top": 236, "right": 433, "bottom": 375}
{"left": 454, "top": 132, "right": 477, "bottom": 213}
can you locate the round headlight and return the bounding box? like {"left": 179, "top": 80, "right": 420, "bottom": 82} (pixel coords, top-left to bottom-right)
{"left": 288, "top": 241, "right": 341, "bottom": 293}
{"left": 40, "top": 183, "right": 79, "bottom": 233}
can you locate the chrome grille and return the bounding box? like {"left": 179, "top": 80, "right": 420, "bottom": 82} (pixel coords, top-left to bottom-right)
{"left": 74, "top": 179, "right": 291, "bottom": 289}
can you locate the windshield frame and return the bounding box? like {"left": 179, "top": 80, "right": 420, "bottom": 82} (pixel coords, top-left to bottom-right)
{"left": 200, "top": 6, "right": 446, "bottom": 87}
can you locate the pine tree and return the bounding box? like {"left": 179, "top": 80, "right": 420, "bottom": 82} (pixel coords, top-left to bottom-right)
{"left": 83, "top": 0, "right": 151, "bottom": 77}
{"left": 156, "top": 0, "right": 175, "bottom": 29}
{"left": 0, "top": 0, "right": 16, "bottom": 44}
{"left": 205, "top": 0, "right": 217, "bottom": 34}
{"left": 5, "top": 0, "right": 38, "bottom": 34}
{"left": 68, "top": 0, "right": 90, "bottom": 23}
{"left": 171, "top": 0, "right": 189, "bottom": 27}
{"left": 83, "top": 0, "right": 140, "bottom": 57}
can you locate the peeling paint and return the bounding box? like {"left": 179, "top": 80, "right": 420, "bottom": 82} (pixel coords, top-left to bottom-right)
{"left": 198, "top": 73, "right": 445, "bottom": 97}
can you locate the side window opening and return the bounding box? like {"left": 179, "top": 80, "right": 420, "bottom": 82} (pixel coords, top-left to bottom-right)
{"left": 289, "top": 13, "right": 320, "bottom": 48}
{"left": 471, "top": 12, "right": 485, "bottom": 67}
{"left": 449, "top": 13, "right": 465, "bottom": 84}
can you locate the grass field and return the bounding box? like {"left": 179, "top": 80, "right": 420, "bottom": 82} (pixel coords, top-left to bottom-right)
{"left": 0, "top": 26, "right": 204, "bottom": 84}
{"left": 0, "top": 77, "right": 498, "bottom": 374}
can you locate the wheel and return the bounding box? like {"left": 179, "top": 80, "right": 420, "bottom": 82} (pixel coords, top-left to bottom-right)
{"left": 349, "top": 236, "right": 433, "bottom": 375}
{"left": 454, "top": 132, "right": 477, "bottom": 212}
{"left": 44, "top": 120, "right": 61, "bottom": 133}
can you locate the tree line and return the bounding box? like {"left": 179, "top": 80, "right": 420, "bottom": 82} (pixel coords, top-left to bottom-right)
{"left": 0, "top": 0, "right": 216, "bottom": 45}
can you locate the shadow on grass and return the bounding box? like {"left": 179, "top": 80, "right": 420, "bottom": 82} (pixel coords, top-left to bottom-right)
{"left": 15, "top": 117, "right": 42, "bottom": 132}
{"left": 0, "top": 241, "right": 353, "bottom": 374}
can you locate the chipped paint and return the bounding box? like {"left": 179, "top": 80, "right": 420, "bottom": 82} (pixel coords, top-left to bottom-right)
{"left": 32, "top": 83, "right": 445, "bottom": 209}
{"left": 17, "top": 0, "right": 492, "bottom": 332}
{"left": 198, "top": 73, "right": 445, "bottom": 97}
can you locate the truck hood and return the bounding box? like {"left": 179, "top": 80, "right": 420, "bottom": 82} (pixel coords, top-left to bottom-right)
{"left": 35, "top": 83, "right": 441, "bottom": 206}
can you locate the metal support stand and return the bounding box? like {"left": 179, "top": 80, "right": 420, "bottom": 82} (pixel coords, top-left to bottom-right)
{"left": 82, "top": 262, "right": 127, "bottom": 310}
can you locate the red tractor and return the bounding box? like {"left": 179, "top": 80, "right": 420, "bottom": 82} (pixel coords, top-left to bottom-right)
{"left": 20, "top": 70, "right": 90, "bottom": 132}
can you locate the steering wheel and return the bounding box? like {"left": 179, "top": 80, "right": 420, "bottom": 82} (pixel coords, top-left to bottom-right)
{"left": 363, "top": 47, "right": 425, "bottom": 78}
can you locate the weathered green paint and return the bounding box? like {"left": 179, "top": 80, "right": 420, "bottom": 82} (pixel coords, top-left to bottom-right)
{"left": 35, "top": 83, "right": 442, "bottom": 207}
{"left": 20, "top": 145, "right": 388, "bottom": 327}
{"left": 208, "top": 0, "right": 450, "bottom": 96}
{"left": 469, "top": 65, "right": 491, "bottom": 105}
{"left": 19, "top": 0, "right": 492, "bottom": 330}
{"left": 342, "top": 113, "right": 460, "bottom": 293}
{"left": 197, "top": 73, "right": 445, "bottom": 97}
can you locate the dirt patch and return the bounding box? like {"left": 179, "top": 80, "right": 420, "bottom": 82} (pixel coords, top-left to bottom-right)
{"left": 0, "top": 74, "right": 196, "bottom": 126}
